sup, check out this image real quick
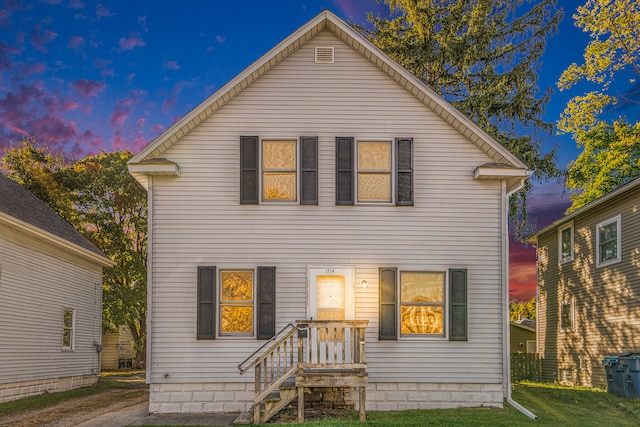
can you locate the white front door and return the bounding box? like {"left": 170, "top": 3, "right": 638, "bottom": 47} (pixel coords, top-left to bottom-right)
{"left": 308, "top": 266, "right": 355, "bottom": 320}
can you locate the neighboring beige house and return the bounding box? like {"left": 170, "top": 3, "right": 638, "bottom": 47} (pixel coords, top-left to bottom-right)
{"left": 101, "top": 326, "right": 136, "bottom": 370}
{"left": 531, "top": 177, "right": 640, "bottom": 388}
{"left": 510, "top": 320, "right": 536, "bottom": 354}
{"left": 128, "top": 11, "right": 530, "bottom": 420}
{"left": 0, "top": 175, "right": 113, "bottom": 403}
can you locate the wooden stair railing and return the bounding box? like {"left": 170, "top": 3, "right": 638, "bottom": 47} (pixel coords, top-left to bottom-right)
{"left": 238, "top": 323, "right": 298, "bottom": 424}
{"left": 238, "top": 320, "right": 369, "bottom": 424}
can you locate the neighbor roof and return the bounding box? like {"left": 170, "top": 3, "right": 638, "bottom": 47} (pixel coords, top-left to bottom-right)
{"left": 129, "top": 10, "right": 528, "bottom": 183}
{"left": 0, "top": 174, "right": 113, "bottom": 266}
{"left": 531, "top": 177, "right": 640, "bottom": 240}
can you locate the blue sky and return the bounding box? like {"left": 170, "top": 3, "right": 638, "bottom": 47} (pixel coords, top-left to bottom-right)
{"left": 1, "top": 0, "right": 636, "bottom": 300}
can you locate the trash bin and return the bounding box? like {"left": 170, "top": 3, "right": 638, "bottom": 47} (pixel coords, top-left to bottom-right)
{"left": 619, "top": 354, "right": 640, "bottom": 399}
{"left": 602, "top": 357, "right": 626, "bottom": 397}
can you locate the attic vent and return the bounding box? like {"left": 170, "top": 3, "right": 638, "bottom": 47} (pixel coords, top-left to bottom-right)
{"left": 315, "top": 46, "right": 334, "bottom": 64}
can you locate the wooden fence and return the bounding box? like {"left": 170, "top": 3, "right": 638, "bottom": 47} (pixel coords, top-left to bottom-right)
{"left": 511, "top": 353, "right": 541, "bottom": 382}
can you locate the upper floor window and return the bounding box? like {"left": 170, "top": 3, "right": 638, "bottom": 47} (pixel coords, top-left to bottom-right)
{"left": 558, "top": 221, "right": 574, "bottom": 264}
{"left": 596, "top": 215, "right": 621, "bottom": 267}
{"left": 357, "top": 141, "right": 392, "bottom": 203}
{"left": 262, "top": 140, "right": 297, "bottom": 202}
{"left": 62, "top": 308, "right": 75, "bottom": 350}
{"left": 336, "top": 137, "right": 413, "bottom": 206}
{"left": 240, "top": 136, "right": 317, "bottom": 205}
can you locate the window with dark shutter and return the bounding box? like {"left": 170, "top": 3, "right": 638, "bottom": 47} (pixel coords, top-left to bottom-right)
{"left": 336, "top": 137, "right": 354, "bottom": 205}
{"left": 395, "top": 138, "right": 413, "bottom": 206}
{"left": 197, "top": 266, "right": 216, "bottom": 340}
{"left": 257, "top": 266, "right": 276, "bottom": 339}
{"left": 379, "top": 268, "right": 398, "bottom": 340}
{"left": 300, "top": 137, "right": 318, "bottom": 205}
{"left": 449, "top": 269, "right": 467, "bottom": 341}
{"left": 240, "top": 136, "right": 259, "bottom": 204}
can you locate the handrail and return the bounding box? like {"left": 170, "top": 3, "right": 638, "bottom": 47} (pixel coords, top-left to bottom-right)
{"left": 238, "top": 323, "right": 297, "bottom": 374}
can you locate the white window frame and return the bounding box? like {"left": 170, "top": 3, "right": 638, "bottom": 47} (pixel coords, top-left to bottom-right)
{"left": 399, "top": 270, "right": 447, "bottom": 338}
{"left": 596, "top": 215, "right": 621, "bottom": 268}
{"left": 218, "top": 269, "right": 255, "bottom": 338}
{"left": 525, "top": 340, "right": 536, "bottom": 354}
{"left": 560, "top": 299, "right": 574, "bottom": 332}
{"left": 260, "top": 138, "right": 298, "bottom": 204}
{"left": 62, "top": 308, "right": 75, "bottom": 350}
{"left": 558, "top": 221, "right": 574, "bottom": 264}
{"left": 355, "top": 139, "right": 394, "bottom": 205}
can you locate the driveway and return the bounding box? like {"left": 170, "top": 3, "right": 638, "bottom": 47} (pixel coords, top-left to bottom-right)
{"left": 0, "top": 378, "right": 237, "bottom": 427}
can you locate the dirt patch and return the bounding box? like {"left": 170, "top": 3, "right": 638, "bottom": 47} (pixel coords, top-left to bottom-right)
{"left": 0, "top": 382, "right": 148, "bottom": 427}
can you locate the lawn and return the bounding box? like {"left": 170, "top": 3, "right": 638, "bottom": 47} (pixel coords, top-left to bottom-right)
{"left": 266, "top": 382, "right": 640, "bottom": 427}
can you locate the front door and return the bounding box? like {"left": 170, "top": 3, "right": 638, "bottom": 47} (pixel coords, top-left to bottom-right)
{"left": 308, "top": 266, "right": 355, "bottom": 320}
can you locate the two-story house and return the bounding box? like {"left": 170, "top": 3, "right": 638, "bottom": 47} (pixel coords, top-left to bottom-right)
{"left": 129, "top": 11, "right": 530, "bottom": 420}
{"left": 532, "top": 177, "right": 640, "bottom": 387}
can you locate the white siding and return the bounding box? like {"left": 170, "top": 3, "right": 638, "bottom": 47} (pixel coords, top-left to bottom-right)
{"left": 149, "top": 31, "right": 505, "bottom": 386}
{"left": 0, "top": 222, "right": 103, "bottom": 387}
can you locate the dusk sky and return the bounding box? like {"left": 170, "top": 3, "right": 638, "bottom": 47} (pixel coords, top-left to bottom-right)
{"left": 1, "top": 0, "right": 637, "bottom": 301}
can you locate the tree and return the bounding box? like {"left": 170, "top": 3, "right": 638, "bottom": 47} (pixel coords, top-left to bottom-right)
{"left": 510, "top": 297, "right": 536, "bottom": 322}
{"left": 557, "top": 0, "right": 640, "bottom": 211}
{"left": 361, "top": 0, "right": 562, "bottom": 237}
{"left": 2, "top": 141, "right": 148, "bottom": 367}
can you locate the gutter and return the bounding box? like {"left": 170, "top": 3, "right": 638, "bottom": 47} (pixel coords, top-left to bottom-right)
{"left": 503, "top": 177, "right": 537, "bottom": 420}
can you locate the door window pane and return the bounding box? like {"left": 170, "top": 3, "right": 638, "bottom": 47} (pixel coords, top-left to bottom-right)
{"left": 316, "top": 275, "right": 345, "bottom": 321}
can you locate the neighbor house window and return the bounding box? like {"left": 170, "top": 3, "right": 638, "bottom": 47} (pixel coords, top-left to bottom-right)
{"left": 560, "top": 300, "right": 573, "bottom": 331}
{"left": 357, "top": 141, "right": 392, "bottom": 203}
{"left": 596, "top": 215, "right": 621, "bottom": 267}
{"left": 558, "top": 221, "right": 574, "bottom": 264}
{"left": 62, "top": 308, "right": 75, "bottom": 350}
{"left": 400, "top": 272, "right": 445, "bottom": 336}
{"left": 219, "top": 270, "right": 254, "bottom": 336}
{"left": 262, "top": 140, "right": 297, "bottom": 202}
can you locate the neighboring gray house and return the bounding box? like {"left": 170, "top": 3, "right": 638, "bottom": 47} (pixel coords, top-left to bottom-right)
{"left": 129, "top": 11, "right": 530, "bottom": 420}
{"left": 0, "top": 175, "right": 113, "bottom": 403}
{"left": 510, "top": 320, "right": 536, "bottom": 354}
{"left": 532, "top": 177, "right": 640, "bottom": 387}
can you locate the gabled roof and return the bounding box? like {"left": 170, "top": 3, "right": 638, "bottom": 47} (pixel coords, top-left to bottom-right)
{"left": 531, "top": 177, "right": 640, "bottom": 240}
{"left": 129, "top": 10, "right": 528, "bottom": 186}
{"left": 0, "top": 174, "right": 113, "bottom": 267}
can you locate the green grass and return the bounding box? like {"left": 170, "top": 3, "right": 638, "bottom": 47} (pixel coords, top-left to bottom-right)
{"left": 0, "top": 376, "right": 134, "bottom": 418}
{"left": 255, "top": 382, "right": 640, "bottom": 427}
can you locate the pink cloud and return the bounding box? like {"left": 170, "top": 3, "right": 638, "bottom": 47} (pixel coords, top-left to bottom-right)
{"left": 72, "top": 79, "right": 105, "bottom": 97}
{"left": 215, "top": 35, "right": 227, "bottom": 43}
{"left": 118, "top": 32, "right": 145, "bottom": 51}
{"left": 30, "top": 23, "right": 57, "bottom": 53}
{"left": 96, "top": 3, "right": 114, "bottom": 19}
{"left": 18, "top": 62, "right": 45, "bottom": 76}
{"left": 110, "top": 130, "right": 125, "bottom": 150}
{"left": 509, "top": 239, "right": 537, "bottom": 301}
{"left": 0, "top": 41, "right": 19, "bottom": 70}
{"left": 109, "top": 98, "right": 134, "bottom": 128}
{"left": 151, "top": 124, "right": 165, "bottom": 133}
{"left": 164, "top": 60, "right": 180, "bottom": 70}
{"left": 68, "top": 0, "right": 84, "bottom": 10}
{"left": 67, "top": 35, "right": 85, "bottom": 53}
{"left": 136, "top": 117, "right": 145, "bottom": 127}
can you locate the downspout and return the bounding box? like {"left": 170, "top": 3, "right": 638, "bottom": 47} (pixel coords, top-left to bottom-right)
{"left": 503, "top": 178, "right": 537, "bottom": 420}
{"left": 146, "top": 176, "right": 153, "bottom": 384}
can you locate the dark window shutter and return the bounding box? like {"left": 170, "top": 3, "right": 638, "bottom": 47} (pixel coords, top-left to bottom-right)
{"left": 257, "top": 266, "right": 276, "bottom": 340}
{"left": 336, "top": 137, "right": 354, "bottom": 205}
{"left": 379, "top": 268, "right": 398, "bottom": 340}
{"left": 300, "top": 136, "right": 318, "bottom": 205}
{"left": 197, "top": 266, "right": 216, "bottom": 340}
{"left": 449, "top": 269, "right": 467, "bottom": 341}
{"left": 240, "top": 136, "right": 259, "bottom": 204}
{"left": 396, "top": 138, "right": 413, "bottom": 206}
